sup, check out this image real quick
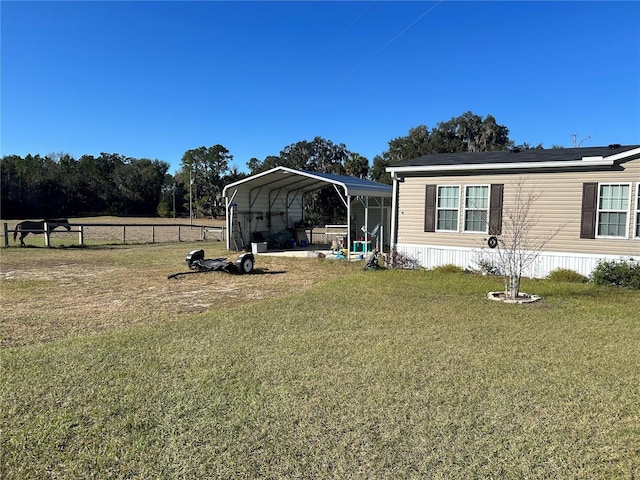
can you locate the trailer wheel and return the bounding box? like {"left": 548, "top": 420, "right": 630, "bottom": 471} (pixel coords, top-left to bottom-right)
{"left": 239, "top": 255, "right": 254, "bottom": 274}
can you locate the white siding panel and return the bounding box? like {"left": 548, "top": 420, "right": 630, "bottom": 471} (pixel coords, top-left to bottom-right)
{"left": 395, "top": 243, "right": 636, "bottom": 278}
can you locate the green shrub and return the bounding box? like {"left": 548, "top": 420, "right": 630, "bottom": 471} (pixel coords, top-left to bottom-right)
{"left": 432, "top": 264, "right": 466, "bottom": 274}
{"left": 156, "top": 197, "right": 171, "bottom": 217}
{"left": 547, "top": 268, "right": 588, "bottom": 283}
{"left": 590, "top": 258, "right": 640, "bottom": 289}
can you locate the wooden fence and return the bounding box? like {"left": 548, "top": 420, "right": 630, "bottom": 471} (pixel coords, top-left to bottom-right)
{"left": 2, "top": 222, "right": 226, "bottom": 247}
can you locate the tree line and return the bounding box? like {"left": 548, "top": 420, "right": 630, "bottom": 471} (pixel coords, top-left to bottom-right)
{"left": 2, "top": 112, "right": 544, "bottom": 220}
{"left": 1, "top": 153, "right": 171, "bottom": 219}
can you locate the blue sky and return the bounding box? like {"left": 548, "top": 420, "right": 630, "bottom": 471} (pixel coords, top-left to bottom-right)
{"left": 2, "top": 1, "right": 639, "bottom": 174}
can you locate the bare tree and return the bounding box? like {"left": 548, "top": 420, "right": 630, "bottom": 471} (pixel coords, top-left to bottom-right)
{"left": 494, "top": 177, "right": 564, "bottom": 299}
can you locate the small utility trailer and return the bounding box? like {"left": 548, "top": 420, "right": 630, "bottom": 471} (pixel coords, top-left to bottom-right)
{"left": 168, "top": 249, "right": 255, "bottom": 279}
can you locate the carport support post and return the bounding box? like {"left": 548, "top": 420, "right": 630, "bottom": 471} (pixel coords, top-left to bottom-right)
{"left": 44, "top": 222, "right": 51, "bottom": 247}
{"left": 226, "top": 189, "right": 238, "bottom": 251}
{"left": 226, "top": 201, "right": 231, "bottom": 250}
{"left": 380, "top": 197, "right": 384, "bottom": 251}
{"left": 347, "top": 195, "right": 351, "bottom": 257}
{"left": 365, "top": 196, "right": 369, "bottom": 249}
{"left": 390, "top": 173, "right": 399, "bottom": 251}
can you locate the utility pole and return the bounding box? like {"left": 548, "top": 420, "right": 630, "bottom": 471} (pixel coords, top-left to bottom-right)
{"left": 189, "top": 169, "right": 193, "bottom": 226}
{"left": 172, "top": 183, "right": 176, "bottom": 219}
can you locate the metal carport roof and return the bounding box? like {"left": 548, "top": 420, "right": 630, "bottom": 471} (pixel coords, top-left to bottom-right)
{"left": 222, "top": 167, "right": 393, "bottom": 198}
{"left": 222, "top": 167, "right": 393, "bottom": 252}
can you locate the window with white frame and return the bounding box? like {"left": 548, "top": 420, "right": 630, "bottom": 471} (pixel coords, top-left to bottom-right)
{"left": 436, "top": 185, "right": 459, "bottom": 231}
{"left": 464, "top": 185, "right": 489, "bottom": 232}
{"left": 597, "top": 183, "right": 630, "bottom": 238}
{"left": 635, "top": 183, "right": 640, "bottom": 238}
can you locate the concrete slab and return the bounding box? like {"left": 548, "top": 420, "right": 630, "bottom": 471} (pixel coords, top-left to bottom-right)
{"left": 252, "top": 246, "right": 366, "bottom": 261}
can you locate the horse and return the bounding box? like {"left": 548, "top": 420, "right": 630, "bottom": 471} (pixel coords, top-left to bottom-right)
{"left": 13, "top": 219, "right": 71, "bottom": 247}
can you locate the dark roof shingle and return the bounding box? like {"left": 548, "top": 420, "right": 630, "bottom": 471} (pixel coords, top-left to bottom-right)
{"left": 392, "top": 145, "right": 640, "bottom": 168}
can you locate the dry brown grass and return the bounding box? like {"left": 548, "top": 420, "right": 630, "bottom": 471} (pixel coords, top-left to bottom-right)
{"left": 0, "top": 237, "right": 357, "bottom": 348}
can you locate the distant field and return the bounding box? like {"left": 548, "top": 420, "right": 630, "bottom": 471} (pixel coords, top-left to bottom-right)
{"left": 1, "top": 216, "right": 226, "bottom": 246}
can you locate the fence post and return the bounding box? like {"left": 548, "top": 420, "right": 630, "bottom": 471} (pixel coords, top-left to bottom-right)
{"left": 152, "top": 225, "right": 155, "bottom": 243}
{"left": 122, "top": 226, "right": 126, "bottom": 244}
{"left": 78, "top": 226, "right": 84, "bottom": 246}
{"left": 44, "top": 222, "right": 51, "bottom": 247}
{"left": 178, "top": 225, "right": 182, "bottom": 242}
{"left": 3, "top": 223, "right": 8, "bottom": 247}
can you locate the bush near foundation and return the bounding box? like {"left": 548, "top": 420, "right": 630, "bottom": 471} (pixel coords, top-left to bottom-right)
{"left": 431, "top": 264, "right": 467, "bottom": 274}
{"left": 590, "top": 258, "right": 640, "bottom": 289}
{"left": 547, "top": 268, "right": 588, "bottom": 283}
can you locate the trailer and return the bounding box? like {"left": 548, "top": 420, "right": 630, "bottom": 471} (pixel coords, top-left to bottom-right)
{"left": 168, "top": 249, "right": 255, "bottom": 279}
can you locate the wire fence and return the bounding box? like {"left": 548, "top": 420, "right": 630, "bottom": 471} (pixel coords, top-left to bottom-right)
{"left": 2, "top": 222, "right": 226, "bottom": 247}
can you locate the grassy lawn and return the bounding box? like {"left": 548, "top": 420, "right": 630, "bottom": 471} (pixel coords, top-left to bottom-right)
{"left": 1, "top": 243, "right": 639, "bottom": 478}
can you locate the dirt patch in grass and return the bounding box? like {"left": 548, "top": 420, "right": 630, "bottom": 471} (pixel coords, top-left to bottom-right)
{"left": 0, "top": 241, "right": 357, "bottom": 348}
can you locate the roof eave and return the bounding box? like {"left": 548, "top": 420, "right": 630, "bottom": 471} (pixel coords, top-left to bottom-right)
{"left": 385, "top": 146, "right": 640, "bottom": 175}
{"left": 605, "top": 146, "right": 640, "bottom": 162}
{"left": 386, "top": 158, "right": 615, "bottom": 174}
{"left": 349, "top": 188, "right": 393, "bottom": 198}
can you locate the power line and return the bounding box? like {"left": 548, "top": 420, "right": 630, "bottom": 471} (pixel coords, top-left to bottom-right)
{"left": 350, "top": 1, "right": 443, "bottom": 75}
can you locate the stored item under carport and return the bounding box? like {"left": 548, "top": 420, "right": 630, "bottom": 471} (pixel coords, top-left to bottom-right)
{"left": 168, "top": 249, "right": 255, "bottom": 279}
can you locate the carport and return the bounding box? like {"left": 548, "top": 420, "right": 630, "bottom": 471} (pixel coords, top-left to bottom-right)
{"left": 222, "top": 167, "right": 392, "bottom": 253}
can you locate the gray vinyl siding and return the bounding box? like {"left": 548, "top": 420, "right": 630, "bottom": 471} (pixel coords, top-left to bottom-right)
{"left": 396, "top": 158, "right": 640, "bottom": 257}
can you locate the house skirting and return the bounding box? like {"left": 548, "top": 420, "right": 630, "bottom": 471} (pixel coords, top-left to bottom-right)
{"left": 394, "top": 243, "right": 634, "bottom": 278}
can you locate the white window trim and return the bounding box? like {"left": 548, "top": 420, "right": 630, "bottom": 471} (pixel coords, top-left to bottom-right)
{"left": 596, "top": 182, "right": 631, "bottom": 239}
{"left": 635, "top": 182, "right": 640, "bottom": 239}
{"left": 463, "top": 184, "right": 490, "bottom": 234}
{"left": 435, "top": 185, "right": 460, "bottom": 233}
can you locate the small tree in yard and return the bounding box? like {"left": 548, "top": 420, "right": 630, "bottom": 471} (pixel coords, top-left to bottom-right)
{"left": 494, "top": 178, "right": 563, "bottom": 299}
